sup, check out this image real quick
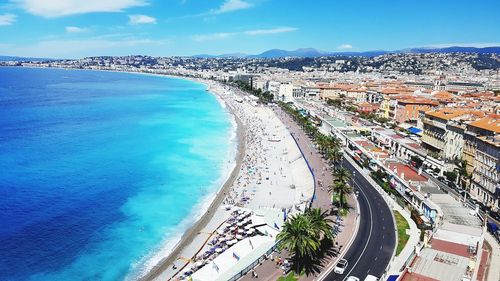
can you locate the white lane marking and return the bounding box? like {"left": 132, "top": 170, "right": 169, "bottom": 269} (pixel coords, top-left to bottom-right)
{"left": 342, "top": 179, "right": 374, "bottom": 281}
{"left": 315, "top": 183, "right": 362, "bottom": 281}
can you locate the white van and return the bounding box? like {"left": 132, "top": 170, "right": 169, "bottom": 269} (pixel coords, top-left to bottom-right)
{"left": 364, "top": 275, "right": 378, "bottom": 281}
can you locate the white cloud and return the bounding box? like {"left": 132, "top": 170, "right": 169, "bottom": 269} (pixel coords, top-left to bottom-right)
{"left": 128, "top": 14, "right": 156, "bottom": 25}
{"left": 337, "top": 44, "right": 353, "bottom": 50}
{"left": 14, "top": 0, "right": 148, "bottom": 17}
{"left": 0, "top": 14, "right": 16, "bottom": 26}
{"left": 244, "top": 27, "right": 298, "bottom": 36}
{"left": 192, "top": 27, "right": 297, "bottom": 41}
{"left": 212, "top": 0, "right": 252, "bottom": 14}
{"left": 65, "top": 26, "right": 88, "bottom": 33}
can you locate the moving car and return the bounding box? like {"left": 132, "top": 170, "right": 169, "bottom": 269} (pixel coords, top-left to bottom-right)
{"left": 334, "top": 259, "right": 348, "bottom": 274}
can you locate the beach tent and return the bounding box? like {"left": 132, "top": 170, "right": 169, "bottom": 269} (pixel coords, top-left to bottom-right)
{"left": 190, "top": 231, "right": 277, "bottom": 281}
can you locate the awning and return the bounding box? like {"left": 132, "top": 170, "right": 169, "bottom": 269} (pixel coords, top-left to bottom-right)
{"left": 407, "top": 127, "right": 422, "bottom": 135}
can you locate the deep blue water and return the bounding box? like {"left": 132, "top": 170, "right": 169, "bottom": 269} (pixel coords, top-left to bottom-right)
{"left": 0, "top": 67, "right": 235, "bottom": 281}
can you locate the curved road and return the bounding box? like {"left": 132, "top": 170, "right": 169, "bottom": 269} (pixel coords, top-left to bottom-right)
{"left": 324, "top": 158, "right": 396, "bottom": 281}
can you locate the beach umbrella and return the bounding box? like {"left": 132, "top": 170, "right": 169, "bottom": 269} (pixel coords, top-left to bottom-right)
{"left": 215, "top": 248, "right": 223, "bottom": 253}
{"left": 236, "top": 234, "right": 243, "bottom": 240}
{"left": 216, "top": 229, "right": 224, "bottom": 235}
{"left": 244, "top": 224, "right": 253, "bottom": 230}
{"left": 229, "top": 226, "right": 236, "bottom": 231}
{"left": 247, "top": 229, "right": 255, "bottom": 235}
{"left": 194, "top": 261, "right": 203, "bottom": 268}
{"left": 237, "top": 222, "right": 243, "bottom": 227}
{"left": 237, "top": 229, "right": 244, "bottom": 234}
{"left": 218, "top": 237, "right": 226, "bottom": 242}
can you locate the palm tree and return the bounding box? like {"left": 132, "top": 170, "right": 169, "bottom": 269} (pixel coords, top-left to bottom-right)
{"left": 305, "top": 208, "right": 334, "bottom": 240}
{"left": 336, "top": 181, "right": 352, "bottom": 208}
{"left": 329, "top": 148, "right": 343, "bottom": 169}
{"left": 277, "top": 214, "right": 320, "bottom": 258}
{"left": 315, "top": 133, "right": 327, "bottom": 155}
{"left": 333, "top": 167, "right": 352, "bottom": 184}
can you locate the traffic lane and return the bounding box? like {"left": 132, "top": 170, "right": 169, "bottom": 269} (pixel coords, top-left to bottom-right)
{"left": 345, "top": 160, "right": 396, "bottom": 278}
{"left": 325, "top": 159, "right": 395, "bottom": 280}
{"left": 323, "top": 165, "right": 371, "bottom": 281}
{"left": 347, "top": 173, "right": 395, "bottom": 279}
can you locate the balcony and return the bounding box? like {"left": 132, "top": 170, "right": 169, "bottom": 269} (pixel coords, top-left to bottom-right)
{"left": 423, "top": 118, "right": 446, "bottom": 130}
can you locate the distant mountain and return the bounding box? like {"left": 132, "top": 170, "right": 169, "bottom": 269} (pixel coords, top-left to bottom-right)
{"left": 191, "top": 46, "right": 500, "bottom": 59}
{"left": 248, "top": 48, "right": 328, "bottom": 58}
{"left": 0, "top": 55, "right": 53, "bottom": 61}
{"left": 403, "top": 46, "right": 500, "bottom": 54}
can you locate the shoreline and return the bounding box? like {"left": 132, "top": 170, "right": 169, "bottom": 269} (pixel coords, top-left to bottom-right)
{"left": 4, "top": 66, "right": 314, "bottom": 281}
{"left": 139, "top": 82, "right": 247, "bottom": 281}
{"left": 4, "top": 66, "right": 245, "bottom": 281}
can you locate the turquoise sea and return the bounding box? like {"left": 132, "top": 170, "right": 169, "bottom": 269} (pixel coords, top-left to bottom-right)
{"left": 0, "top": 67, "right": 236, "bottom": 280}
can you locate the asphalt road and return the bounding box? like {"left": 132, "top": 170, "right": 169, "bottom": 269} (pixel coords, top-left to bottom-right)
{"left": 324, "top": 158, "right": 396, "bottom": 281}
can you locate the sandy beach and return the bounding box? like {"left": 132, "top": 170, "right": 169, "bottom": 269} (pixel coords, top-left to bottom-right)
{"left": 138, "top": 80, "right": 314, "bottom": 281}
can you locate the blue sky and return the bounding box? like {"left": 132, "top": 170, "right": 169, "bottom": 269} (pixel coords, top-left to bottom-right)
{"left": 0, "top": 0, "right": 499, "bottom": 58}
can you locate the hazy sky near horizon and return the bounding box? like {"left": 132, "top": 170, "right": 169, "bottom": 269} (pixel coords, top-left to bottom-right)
{"left": 0, "top": 0, "right": 499, "bottom": 58}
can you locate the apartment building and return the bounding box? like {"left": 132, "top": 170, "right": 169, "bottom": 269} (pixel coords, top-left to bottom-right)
{"left": 465, "top": 116, "right": 500, "bottom": 210}
{"left": 277, "top": 82, "right": 294, "bottom": 102}
{"left": 393, "top": 98, "right": 439, "bottom": 124}
{"left": 421, "top": 109, "right": 484, "bottom": 161}
{"left": 345, "top": 88, "right": 367, "bottom": 103}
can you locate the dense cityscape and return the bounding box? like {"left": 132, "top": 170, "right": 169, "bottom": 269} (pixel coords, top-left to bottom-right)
{"left": 2, "top": 50, "right": 498, "bottom": 280}
{"left": 1, "top": 1, "right": 500, "bottom": 281}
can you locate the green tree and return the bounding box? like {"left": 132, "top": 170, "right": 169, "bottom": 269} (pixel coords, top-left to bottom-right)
{"left": 329, "top": 180, "right": 352, "bottom": 209}
{"left": 305, "top": 208, "right": 334, "bottom": 240}
{"left": 334, "top": 167, "right": 352, "bottom": 184}
{"left": 328, "top": 148, "right": 343, "bottom": 169}
{"left": 277, "top": 214, "right": 320, "bottom": 258}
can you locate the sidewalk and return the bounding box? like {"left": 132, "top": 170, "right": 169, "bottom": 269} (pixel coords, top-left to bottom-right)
{"left": 484, "top": 233, "right": 500, "bottom": 281}
{"left": 239, "top": 106, "right": 359, "bottom": 280}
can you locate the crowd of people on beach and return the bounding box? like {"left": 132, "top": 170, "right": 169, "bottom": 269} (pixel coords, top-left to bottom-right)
{"left": 221, "top": 86, "right": 289, "bottom": 209}
{"left": 177, "top": 209, "right": 260, "bottom": 280}
{"left": 168, "top": 82, "right": 311, "bottom": 281}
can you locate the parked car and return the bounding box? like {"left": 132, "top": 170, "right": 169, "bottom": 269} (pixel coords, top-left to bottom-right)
{"left": 346, "top": 277, "right": 360, "bottom": 281}
{"left": 489, "top": 210, "right": 500, "bottom": 221}
{"left": 334, "top": 259, "right": 348, "bottom": 274}
{"left": 477, "top": 202, "right": 489, "bottom": 213}
{"left": 364, "top": 275, "right": 379, "bottom": 281}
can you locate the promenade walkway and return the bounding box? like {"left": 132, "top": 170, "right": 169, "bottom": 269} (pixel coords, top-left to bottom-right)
{"left": 239, "top": 106, "right": 358, "bottom": 280}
